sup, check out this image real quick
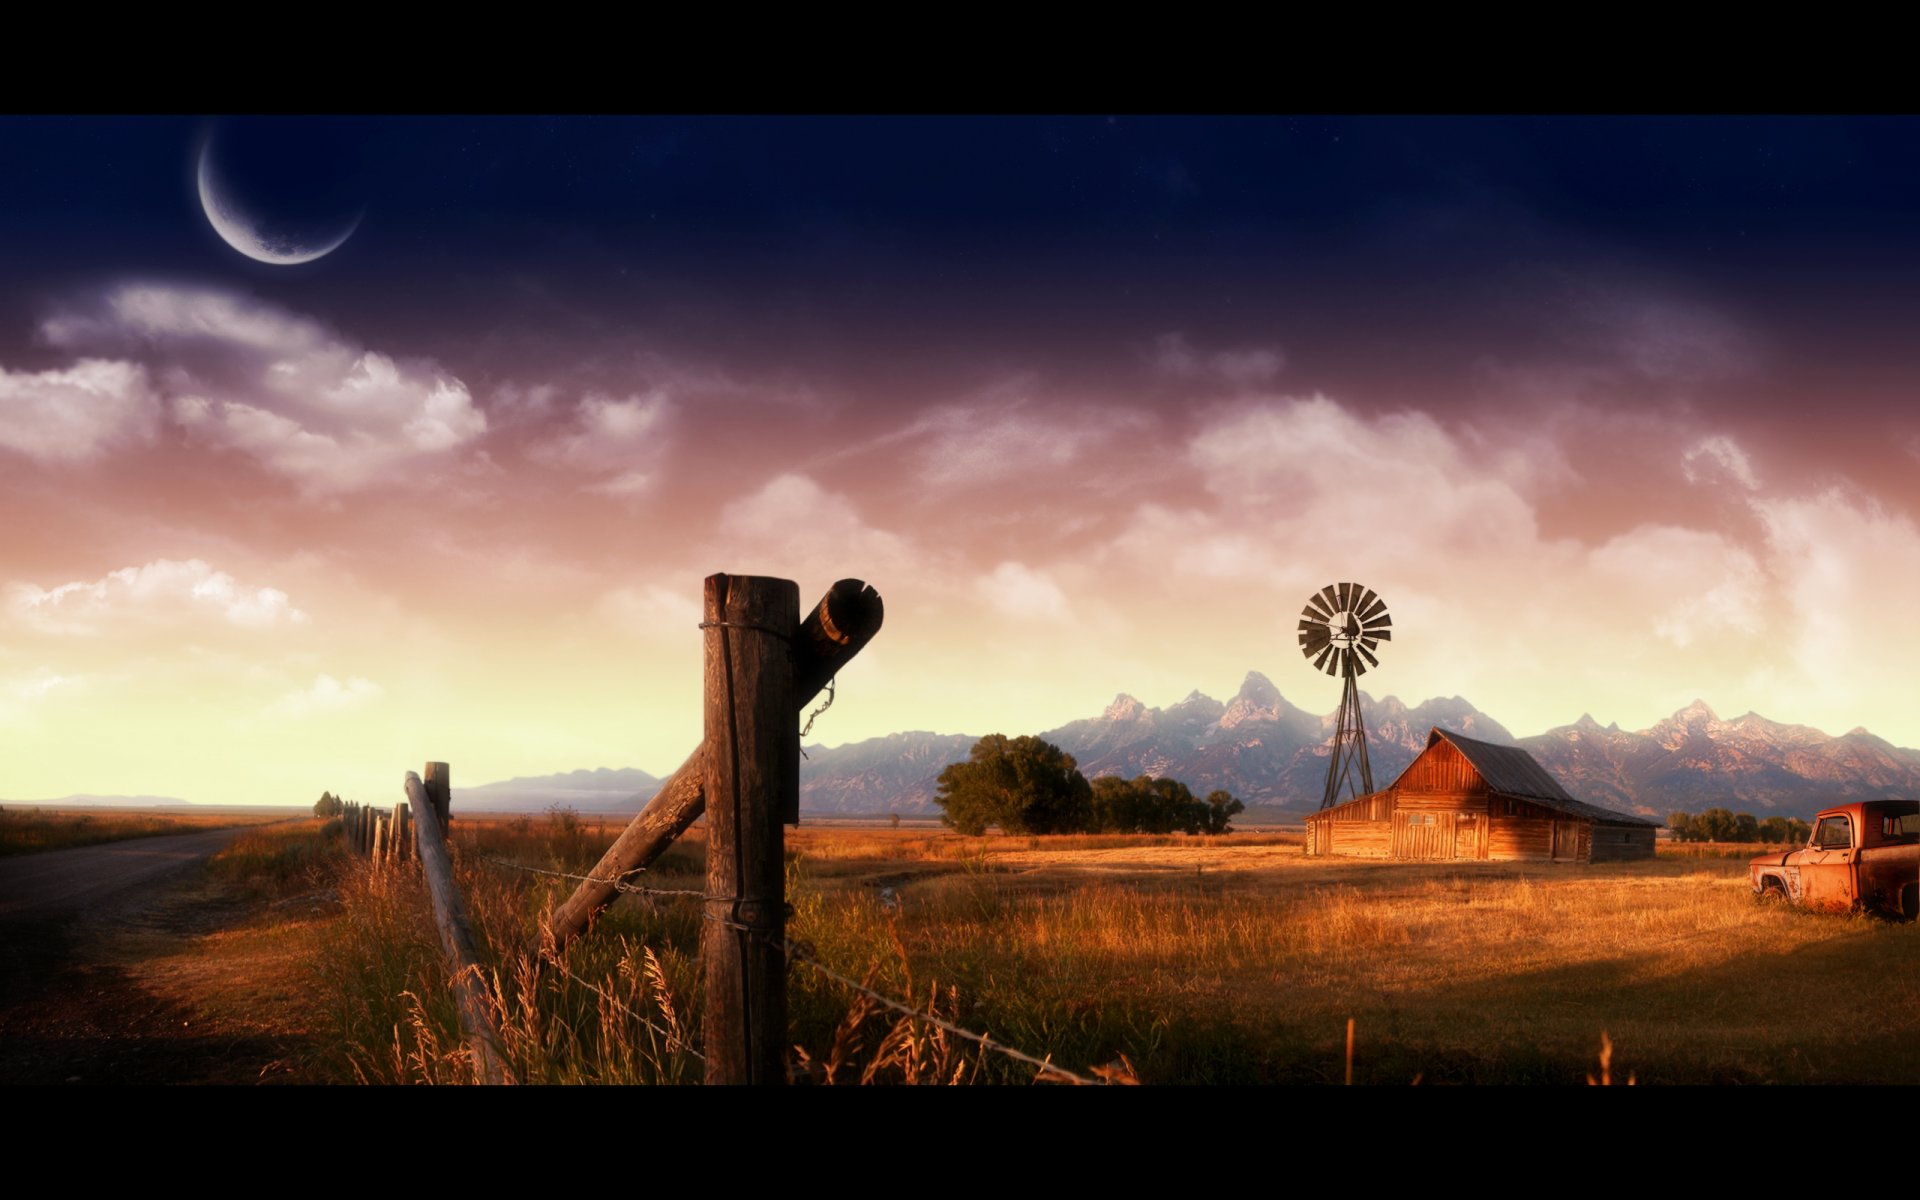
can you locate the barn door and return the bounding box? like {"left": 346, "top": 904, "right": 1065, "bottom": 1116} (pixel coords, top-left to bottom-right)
{"left": 1552, "top": 821, "right": 1579, "bottom": 861}
{"left": 1454, "top": 813, "right": 1482, "bottom": 860}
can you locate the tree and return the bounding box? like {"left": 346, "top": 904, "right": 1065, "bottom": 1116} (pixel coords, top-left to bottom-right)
{"left": 1204, "top": 790, "right": 1245, "bottom": 835}
{"left": 1668, "top": 811, "right": 1694, "bottom": 841}
{"left": 934, "top": 734, "right": 1092, "bottom": 835}
{"left": 1697, "top": 807, "right": 1738, "bottom": 842}
{"left": 314, "top": 790, "right": 344, "bottom": 817}
{"left": 1733, "top": 812, "right": 1760, "bottom": 843}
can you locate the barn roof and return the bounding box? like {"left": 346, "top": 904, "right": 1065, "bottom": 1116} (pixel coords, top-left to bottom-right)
{"left": 1426, "top": 728, "right": 1658, "bottom": 827}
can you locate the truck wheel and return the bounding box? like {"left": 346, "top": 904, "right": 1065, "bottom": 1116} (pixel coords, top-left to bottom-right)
{"left": 1758, "top": 878, "right": 1787, "bottom": 903}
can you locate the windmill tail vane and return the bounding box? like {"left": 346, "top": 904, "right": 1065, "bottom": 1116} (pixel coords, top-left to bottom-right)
{"left": 1297, "top": 582, "right": 1391, "bottom": 810}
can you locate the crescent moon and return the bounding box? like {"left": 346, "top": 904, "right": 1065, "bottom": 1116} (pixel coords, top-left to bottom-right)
{"left": 196, "top": 141, "right": 361, "bottom": 265}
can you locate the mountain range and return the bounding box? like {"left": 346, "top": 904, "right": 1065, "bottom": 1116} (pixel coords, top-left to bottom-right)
{"left": 458, "top": 672, "right": 1920, "bottom": 822}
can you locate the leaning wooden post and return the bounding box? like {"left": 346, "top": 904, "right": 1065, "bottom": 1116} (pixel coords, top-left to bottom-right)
{"left": 542, "top": 579, "right": 883, "bottom": 956}
{"left": 404, "top": 767, "right": 512, "bottom": 1085}
{"left": 700, "top": 573, "right": 798, "bottom": 1086}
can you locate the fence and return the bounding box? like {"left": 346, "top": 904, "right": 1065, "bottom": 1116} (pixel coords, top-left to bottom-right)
{"left": 338, "top": 572, "right": 1109, "bottom": 1086}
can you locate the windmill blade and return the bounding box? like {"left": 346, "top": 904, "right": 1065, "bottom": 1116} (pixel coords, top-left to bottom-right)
{"left": 1319, "top": 585, "right": 1340, "bottom": 616}
{"left": 1326, "top": 647, "right": 1345, "bottom": 676}
{"left": 1300, "top": 633, "right": 1331, "bottom": 656}
{"left": 1336, "top": 582, "right": 1352, "bottom": 613}
{"left": 1360, "top": 636, "right": 1379, "bottom": 652}
{"left": 1303, "top": 594, "right": 1333, "bottom": 621}
{"left": 1356, "top": 643, "right": 1380, "bottom": 669}
{"left": 1313, "top": 645, "right": 1334, "bottom": 673}
{"left": 1297, "top": 618, "right": 1325, "bottom": 633}
{"left": 1359, "top": 596, "right": 1388, "bottom": 622}
{"left": 1353, "top": 586, "right": 1378, "bottom": 617}
{"left": 1365, "top": 628, "right": 1391, "bottom": 642}
{"left": 1300, "top": 625, "right": 1331, "bottom": 647}
{"left": 1362, "top": 611, "right": 1393, "bottom": 630}
{"left": 1348, "top": 648, "right": 1367, "bottom": 676}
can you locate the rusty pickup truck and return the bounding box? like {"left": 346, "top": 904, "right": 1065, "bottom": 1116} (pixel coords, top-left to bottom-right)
{"left": 1750, "top": 799, "right": 1918, "bottom": 919}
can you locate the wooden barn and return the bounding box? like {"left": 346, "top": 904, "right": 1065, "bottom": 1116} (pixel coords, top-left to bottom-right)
{"left": 1306, "top": 727, "right": 1658, "bottom": 863}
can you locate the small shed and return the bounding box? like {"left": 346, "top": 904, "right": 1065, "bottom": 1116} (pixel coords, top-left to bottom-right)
{"left": 1306, "top": 727, "right": 1658, "bottom": 863}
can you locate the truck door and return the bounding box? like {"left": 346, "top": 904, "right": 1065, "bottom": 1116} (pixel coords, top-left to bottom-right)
{"left": 1799, "top": 814, "right": 1858, "bottom": 911}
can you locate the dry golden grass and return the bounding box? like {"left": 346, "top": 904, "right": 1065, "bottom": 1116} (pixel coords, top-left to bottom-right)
{"left": 274, "top": 816, "right": 1920, "bottom": 1084}
{"left": 0, "top": 806, "right": 281, "bottom": 856}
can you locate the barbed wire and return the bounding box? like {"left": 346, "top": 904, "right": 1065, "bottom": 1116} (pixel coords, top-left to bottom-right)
{"left": 476, "top": 855, "right": 714, "bottom": 899}
{"left": 554, "top": 961, "right": 706, "bottom": 1065}
{"left": 486, "top": 858, "right": 1100, "bottom": 1084}
{"left": 777, "top": 936, "right": 1101, "bottom": 1086}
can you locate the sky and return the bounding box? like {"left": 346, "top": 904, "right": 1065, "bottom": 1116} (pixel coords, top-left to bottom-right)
{"left": 4, "top": 114, "right": 1920, "bottom": 806}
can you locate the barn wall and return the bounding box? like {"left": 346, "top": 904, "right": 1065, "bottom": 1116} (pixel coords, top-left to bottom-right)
{"left": 1327, "top": 820, "right": 1392, "bottom": 857}
{"left": 1588, "top": 825, "right": 1657, "bottom": 862}
{"left": 1396, "top": 739, "right": 1487, "bottom": 794}
{"left": 1488, "top": 815, "right": 1557, "bottom": 861}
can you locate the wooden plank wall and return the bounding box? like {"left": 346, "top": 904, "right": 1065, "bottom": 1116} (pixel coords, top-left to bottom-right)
{"left": 1588, "top": 825, "right": 1656, "bottom": 862}
{"left": 1397, "top": 739, "right": 1486, "bottom": 794}
{"left": 1327, "top": 821, "right": 1392, "bottom": 857}
{"left": 1392, "top": 811, "right": 1456, "bottom": 859}
{"left": 1488, "top": 815, "right": 1556, "bottom": 861}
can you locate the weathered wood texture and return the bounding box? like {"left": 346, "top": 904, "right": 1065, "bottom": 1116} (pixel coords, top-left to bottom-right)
{"left": 1588, "top": 824, "right": 1656, "bottom": 862}
{"left": 1394, "top": 739, "right": 1484, "bottom": 794}
{"left": 404, "top": 768, "right": 512, "bottom": 1085}
{"left": 425, "top": 761, "right": 452, "bottom": 833}
{"left": 700, "top": 574, "right": 798, "bottom": 1086}
{"left": 541, "top": 579, "right": 884, "bottom": 956}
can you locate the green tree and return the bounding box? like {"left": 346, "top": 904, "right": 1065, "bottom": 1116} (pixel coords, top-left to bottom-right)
{"left": 1089, "top": 775, "right": 1141, "bottom": 833}
{"left": 1668, "top": 811, "right": 1694, "bottom": 841}
{"left": 1785, "top": 817, "right": 1811, "bottom": 845}
{"left": 314, "top": 790, "right": 344, "bottom": 817}
{"left": 1204, "top": 790, "right": 1245, "bottom": 835}
{"left": 934, "top": 734, "right": 1092, "bottom": 835}
{"left": 1697, "top": 807, "right": 1738, "bottom": 842}
{"left": 1733, "top": 812, "right": 1760, "bottom": 843}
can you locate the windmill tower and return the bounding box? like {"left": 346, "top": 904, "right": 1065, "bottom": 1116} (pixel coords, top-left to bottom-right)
{"left": 1297, "top": 582, "right": 1392, "bottom": 810}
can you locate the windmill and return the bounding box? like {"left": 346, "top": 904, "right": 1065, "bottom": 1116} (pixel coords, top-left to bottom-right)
{"left": 1297, "top": 582, "right": 1391, "bottom": 809}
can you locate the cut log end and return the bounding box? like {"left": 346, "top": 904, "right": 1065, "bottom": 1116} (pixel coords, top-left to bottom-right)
{"left": 817, "top": 578, "right": 883, "bottom": 646}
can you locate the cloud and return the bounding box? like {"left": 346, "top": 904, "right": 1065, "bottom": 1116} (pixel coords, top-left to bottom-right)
{"left": 42, "top": 284, "right": 486, "bottom": 494}
{"left": 5, "top": 558, "right": 308, "bottom": 636}
{"left": 1683, "top": 435, "right": 1761, "bottom": 491}
{"left": 717, "top": 473, "right": 916, "bottom": 578}
{"left": 1588, "top": 525, "right": 1766, "bottom": 647}
{"left": 0, "top": 359, "right": 160, "bottom": 462}
{"left": 266, "top": 673, "right": 383, "bottom": 719}
{"left": 597, "top": 583, "right": 703, "bottom": 637}
{"left": 1150, "top": 332, "right": 1285, "bottom": 386}
{"left": 977, "top": 562, "right": 1072, "bottom": 623}
{"left": 531, "top": 391, "right": 671, "bottom": 497}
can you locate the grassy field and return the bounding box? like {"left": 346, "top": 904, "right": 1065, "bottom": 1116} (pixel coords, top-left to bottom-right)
{"left": 0, "top": 806, "right": 280, "bottom": 856}
{"left": 207, "top": 815, "right": 1920, "bottom": 1084}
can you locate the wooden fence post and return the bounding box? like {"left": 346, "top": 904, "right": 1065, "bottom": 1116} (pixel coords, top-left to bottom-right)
{"left": 372, "top": 812, "right": 387, "bottom": 864}
{"left": 392, "top": 801, "right": 409, "bottom": 864}
{"left": 404, "top": 766, "right": 511, "bottom": 1085}
{"left": 426, "top": 762, "right": 452, "bottom": 836}
{"left": 542, "top": 578, "right": 884, "bottom": 955}
{"left": 700, "top": 573, "right": 798, "bottom": 1086}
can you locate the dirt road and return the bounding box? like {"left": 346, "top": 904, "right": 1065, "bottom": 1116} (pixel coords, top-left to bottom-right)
{"left": 0, "top": 826, "right": 256, "bottom": 921}
{"left": 0, "top": 825, "right": 314, "bottom": 1084}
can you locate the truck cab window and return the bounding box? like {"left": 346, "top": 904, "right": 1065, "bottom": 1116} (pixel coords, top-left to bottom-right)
{"left": 1814, "top": 816, "right": 1852, "bottom": 850}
